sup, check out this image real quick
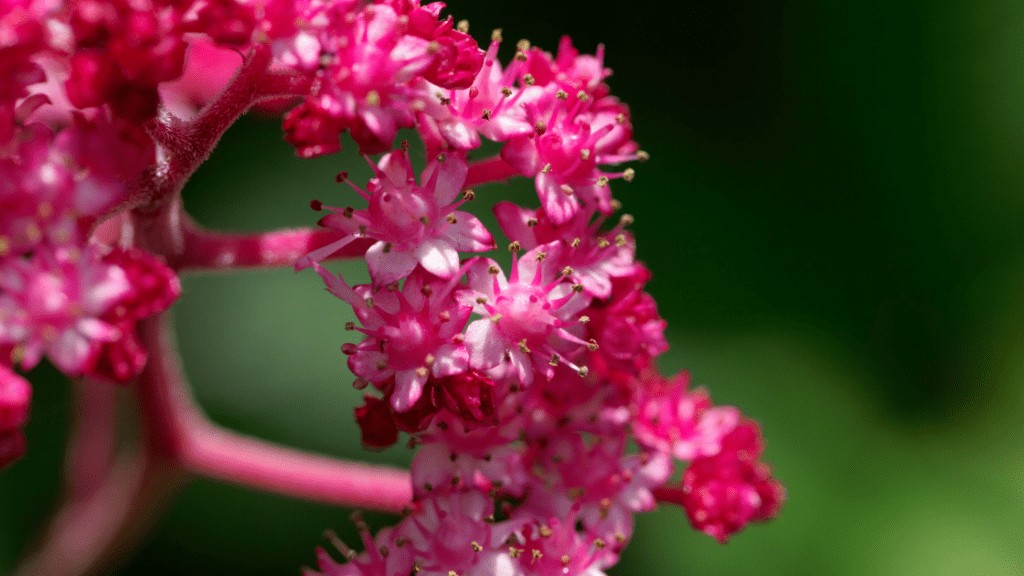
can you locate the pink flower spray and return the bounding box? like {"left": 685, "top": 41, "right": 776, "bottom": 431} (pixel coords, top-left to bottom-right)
{"left": 0, "top": 1, "right": 784, "bottom": 575}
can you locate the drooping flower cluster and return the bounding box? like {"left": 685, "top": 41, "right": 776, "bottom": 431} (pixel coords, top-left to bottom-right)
{"left": 296, "top": 15, "right": 784, "bottom": 574}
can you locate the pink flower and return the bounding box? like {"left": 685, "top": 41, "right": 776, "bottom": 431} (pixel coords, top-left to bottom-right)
{"left": 585, "top": 264, "right": 668, "bottom": 375}
{"left": 679, "top": 421, "right": 785, "bottom": 543}
{"left": 493, "top": 202, "right": 636, "bottom": 299}
{"left": 280, "top": 0, "right": 483, "bottom": 156}
{"left": 631, "top": 371, "right": 739, "bottom": 461}
{"left": 522, "top": 432, "right": 672, "bottom": 543}
{"left": 411, "top": 413, "right": 527, "bottom": 497}
{"left": 0, "top": 245, "right": 178, "bottom": 382}
{"left": 305, "top": 523, "right": 412, "bottom": 576}
{"left": 301, "top": 149, "right": 493, "bottom": 285}
{"left": 512, "top": 513, "right": 615, "bottom": 576}
{"left": 459, "top": 245, "right": 593, "bottom": 386}
{"left": 318, "top": 267, "right": 471, "bottom": 411}
{"left": 0, "top": 363, "right": 30, "bottom": 469}
{"left": 65, "top": 0, "right": 190, "bottom": 120}
{"left": 396, "top": 490, "right": 518, "bottom": 576}
{"left": 353, "top": 370, "right": 499, "bottom": 449}
{"left": 415, "top": 35, "right": 534, "bottom": 153}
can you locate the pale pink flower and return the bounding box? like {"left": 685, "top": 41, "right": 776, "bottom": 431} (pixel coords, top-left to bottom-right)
{"left": 493, "top": 202, "right": 636, "bottom": 299}
{"left": 301, "top": 149, "right": 493, "bottom": 285}
{"left": 317, "top": 266, "right": 471, "bottom": 411}
{"left": 459, "top": 245, "right": 592, "bottom": 386}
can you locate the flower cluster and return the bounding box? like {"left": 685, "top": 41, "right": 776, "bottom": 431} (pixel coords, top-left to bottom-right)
{"left": 1, "top": 0, "right": 784, "bottom": 572}
{"left": 1, "top": 0, "right": 188, "bottom": 459}
{"left": 297, "top": 14, "right": 784, "bottom": 574}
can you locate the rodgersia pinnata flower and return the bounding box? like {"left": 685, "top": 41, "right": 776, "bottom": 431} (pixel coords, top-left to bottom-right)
{"left": 0, "top": 0, "right": 784, "bottom": 574}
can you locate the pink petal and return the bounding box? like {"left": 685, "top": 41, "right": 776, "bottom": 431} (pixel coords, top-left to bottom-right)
{"left": 493, "top": 202, "right": 538, "bottom": 250}
{"left": 431, "top": 342, "right": 468, "bottom": 377}
{"left": 443, "top": 211, "right": 494, "bottom": 252}
{"left": 366, "top": 241, "right": 418, "bottom": 285}
{"left": 425, "top": 153, "right": 468, "bottom": 205}
{"left": 392, "top": 368, "right": 428, "bottom": 412}
{"left": 465, "top": 319, "right": 504, "bottom": 369}
{"left": 415, "top": 239, "right": 459, "bottom": 278}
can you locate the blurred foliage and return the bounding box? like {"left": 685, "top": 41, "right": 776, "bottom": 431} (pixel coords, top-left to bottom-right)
{"left": 3, "top": 0, "right": 1024, "bottom": 574}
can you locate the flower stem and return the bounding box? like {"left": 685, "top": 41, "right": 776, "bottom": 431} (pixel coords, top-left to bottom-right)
{"left": 177, "top": 220, "right": 372, "bottom": 271}
{"left": 63, "top": 379, "right": 118, "bottom": 501}
{"left": 139, "top": 314, "right": 413, "bottom": 512}
{"left": 464, "top": 156, "right": 521, "bottom": 188}
{"left": 14, "top": 454, "right": 184, "bottom": 576}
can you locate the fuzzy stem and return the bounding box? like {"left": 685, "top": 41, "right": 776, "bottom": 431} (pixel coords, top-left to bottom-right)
{"left": 464, "top": 156, "right": 521, "bottom": 188}
{"left": 256, "top": 73, "right": 314, "bottom": 99}
{"left": 132, "top": 44, "right": 273, "bottom": 215}
{"left": 177, "top": 220, "right": 372, "bottom": 271}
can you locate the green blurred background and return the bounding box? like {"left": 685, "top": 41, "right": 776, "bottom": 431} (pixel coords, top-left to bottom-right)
{"left": 3, "top": 0, "right": 1024, "bottom": 573}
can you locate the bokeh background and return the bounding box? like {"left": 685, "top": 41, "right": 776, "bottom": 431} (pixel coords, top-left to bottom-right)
{"left": 3, "top": 0, "right": 1024, "bottom": 574}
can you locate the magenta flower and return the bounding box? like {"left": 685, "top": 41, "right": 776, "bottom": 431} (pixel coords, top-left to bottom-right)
{"left": 460, "top": 245, "right": 593, "bottom": 386}
{"left": 0, "top": 245, "right": 178, "bottom": 381}
{"left": 632, "top": 371, "right": 740, "bottom": 461}
{"left": 301, "top": 149, "right": 494, "bottom": 285}
{"left": 678, "top": 421, "right": 786, "bottom": 543}
{"left": 280, "top": 0, "right": 484, "bottom": 156}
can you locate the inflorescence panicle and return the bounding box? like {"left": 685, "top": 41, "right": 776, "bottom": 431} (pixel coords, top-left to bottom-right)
{"left": 0, "top": 0, "right": 783, "bottom": 573}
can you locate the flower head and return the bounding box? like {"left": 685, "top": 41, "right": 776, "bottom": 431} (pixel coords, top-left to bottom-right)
{"left": 301, "top": 149, "right": 493, "bottom": 285}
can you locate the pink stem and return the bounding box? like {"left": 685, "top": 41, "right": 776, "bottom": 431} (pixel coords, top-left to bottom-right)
{"left": 652, "top": 486, "right": 687, "bottom": 507}
{"left": 183, "top": 424, "right": 413, "bottom": 512}
{"left": 256, "top": 73, "right": 314, "bottom": 99}
{"left": 464, "top": 156, "right": 521, "bottom": 188}
{"left": 14, "top": 454, "right": 183, "bottom": 576}
{"left": 177, "top": 221, "right": 372, "bottom": 271}
{"left": 131, "top": 44, "right": 273, "bottom": 216}
{"left": 138, "top": 314, "right": 413, "bottom": 513}
{"left": 63, "top": 379, "right": 118, "bottom": 501}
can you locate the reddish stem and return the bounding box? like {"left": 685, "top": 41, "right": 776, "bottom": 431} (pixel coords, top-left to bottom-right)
{"left": 133, "top": 44, "right": 273, "bottom": 215}
{"left": 177, "top": 221, "right": 372, "bottom": 271}
{"left": 64, "top": 379, "right": 118, "bottom": 501}
{"left": 184, "top": 424, "right": 412, "bottom": 512}
{"left": 139, "top": 314, "right": 413, "bottom": 513}
{"left": 464, "top": 156, "right": 521, "bottom": 188}
{"left": 256, "top": 73, "right": 314, "bottom": 99}
{"left": 652, "top": 486, "right": 687, "bottom": 507}
{"left": 14, "top": 454, "right": 183, "bottom": 576}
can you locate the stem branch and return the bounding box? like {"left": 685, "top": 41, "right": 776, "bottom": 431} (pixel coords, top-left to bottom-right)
{"left": 465, "top": 156, "right": 521, "bottom": 188}
{"left": 177, "top": 220, "right": 372, "bottom": 271}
